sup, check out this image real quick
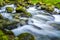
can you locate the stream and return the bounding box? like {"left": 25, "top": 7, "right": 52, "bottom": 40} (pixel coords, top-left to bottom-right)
{"left": 0, "top": 4, "right": 60, "bottom": 40}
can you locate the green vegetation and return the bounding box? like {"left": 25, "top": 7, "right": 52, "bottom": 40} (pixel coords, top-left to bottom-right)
{"left": 32, "top": 0, "right": 60, "bottom": 9}
{"left": 0, "top": 0, "right": 5, "bottom": 7}
{"left": 0, "top": 0, "right": 60, "bottom": 8}
{"left": 0, "top": 30, "right": 9, "bottom": 40}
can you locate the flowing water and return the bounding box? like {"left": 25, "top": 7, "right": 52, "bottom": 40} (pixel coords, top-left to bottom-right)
{"left": 0, "top": 4, "right": 60, "bottom": 40}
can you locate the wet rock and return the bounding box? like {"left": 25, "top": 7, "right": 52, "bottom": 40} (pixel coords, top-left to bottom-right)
{"left": 16, "top": 6, "right": 26, "bottom": 13}
{"left": 41, "top": 5, "right": 46, "bottom": 10}
{"left": 24, "top": 12, "right": 32, "bottom": 17}
{"left": 0, "top": 14, "right": 3, "bottom": 19}
{"left": 20, "top": 19, "right": 28, "bottom": 26}
{"left": 52, "top": 8, "right": 60, "bottom": 14}
{"left": 12, "top": 14, "right": 20, "bottom": 22}
{"left": 6, "top": 7, "right": 14, "bottom": 13}
{"left": 45, "top": 4, "right": 54, "bottom": 13}
{"left": 0, "top": 14, "right": 18, "bottom": 30}
{"left": 12, "top": 13, "right": 20, "bottom": 19}
{"left": 4, "top": 30, "right": 15, "bottom": 40}
{"left": 0, "top": 0, "right": 5, "bottom": 7}
{"left": 18, "top": 33, "right": 35, "bottom": 40}
{"left": 36, "top": 2, "right": 40, "bottom": 7}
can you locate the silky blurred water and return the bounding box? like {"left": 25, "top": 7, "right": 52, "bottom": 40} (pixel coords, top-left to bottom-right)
{"left": 0, "top": 4, "right": 60, "bottom": 40}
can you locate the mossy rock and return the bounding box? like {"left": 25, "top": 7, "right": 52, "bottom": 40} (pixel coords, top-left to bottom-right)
{"left": 20, "top": 12, "right": 32, "bottom": 17}
{"left": 6, "top": 7, "right": 14, "bottom": 13}
{"left": 0, "top": 14, "right": 3, "bottom": 19}
{"left": 0, "top": 19, "right": 11, "bottom": 28}
{"left": 12, "top": 14, "right": 21, "bottom": 19}
{"left": 0, "top": 30, "right": 15, "bottom": 40}
{"left": 0, "top": 2, "right": 4, "bottom": 7}
{"left": 4, "top": 0, "right": 10, "bottom": 3}
{"left": 18, "top": 33, "right": 35, "bottom": 40}
{"left": 0, "top": 18, "right": 18, "bottom": 30}
{"left": 16, "top": 6, "right": 26, "bottom": 13}
{"left": 24, "top": 12, "right": 32, "bottom": 17}
{"left": 45, "top": 4, "right": 54, "bottom": 12}
{"left": 41, "top": 5, "right": 46, "bottom": 10}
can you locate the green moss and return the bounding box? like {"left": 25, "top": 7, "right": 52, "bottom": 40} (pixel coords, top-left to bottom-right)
{"left": 0, "top": 14, "right": 3, "bottom": 19}
{"left": 0, "top": 30, "right": 9, "bottom": 40}
{"left": 24, "top": 12, "right": 32, "bottom": 17}
{"left": 0, "top": 30, "right": 4, "bottom": 36}
{"left": 45, "top": 4, "right": 54, "bottom": 12}
{"left": 16, "top": 6, "right": 26, "bottom": 13}
{"left": 4, "top": 0, "right": 10, "bottom": 3}
{"left": 0, "top": 16, "right": 18, "bottom": 29}
{"left": 0, "top": 0, "right": 4, "bottom": 7}
{"left": 41, "top": 5, "right": 46, "bottom": 10}
{"left": 18, "top": 33, "right": 35, "bottom": 40}
{"left": 0, "top": 19, "right": 11, "bottom": 28}
{"left": 6, "top": 7, "right": 14, "bottom": 13}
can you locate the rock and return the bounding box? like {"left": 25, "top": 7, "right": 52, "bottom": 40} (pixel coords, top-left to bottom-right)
{"left": 45, "top": 4, "right": 54, "bottom": 12}
{"left": 53, "top": 8, "right": 60, "bottom": 14}
{"left": 20, "top": 19, "right": 28, "bottom": 26}
{"left": 0, "top": 14, "right": 3, "bottom": 19}
{"left": 0, "top": 16, "right": 18, "bottom": 30}
{"left": 16, "top": 6, "right": 26, "bottom": 13}
{"left": 18, "top": 33, "right": 35, "bottom": 40}
{"left": 24, "top": 12, "right": 32, "bottom": 17}
{"left": 6, "top": 7, "right": 14, "bottom": 13}
{"left": 41, "top": 5, "right": 46, "bottom": 10}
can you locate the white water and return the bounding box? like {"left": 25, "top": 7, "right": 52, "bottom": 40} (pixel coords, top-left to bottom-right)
{"left": 0, "top": 5, "right": 60, "bottom": 40}
{"left": 12, "top": 6, "right": 60, "bottom": 40}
